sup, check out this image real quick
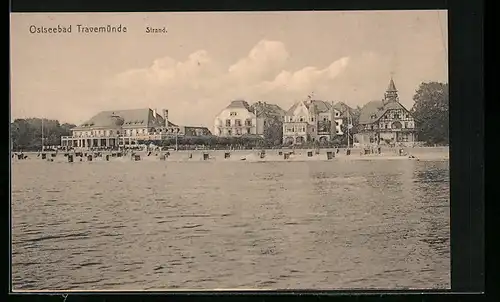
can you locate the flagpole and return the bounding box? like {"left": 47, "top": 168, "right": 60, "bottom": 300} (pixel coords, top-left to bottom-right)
{"left": 41, "top": 118, "right": 44, "bottom": 152}
{"left": 347, "top": 110, "right": 350, "bottom": 149}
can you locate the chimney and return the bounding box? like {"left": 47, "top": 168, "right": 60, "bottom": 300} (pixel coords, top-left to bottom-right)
{"left": 162, "top": 109, "right": 169, "bottom": 127}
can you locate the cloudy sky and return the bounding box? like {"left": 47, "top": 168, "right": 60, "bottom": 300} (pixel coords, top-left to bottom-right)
{"left": 10, "top": 11, "right": 447, "bottom": 127}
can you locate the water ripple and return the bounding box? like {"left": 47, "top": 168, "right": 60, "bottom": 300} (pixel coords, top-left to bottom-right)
{"left": 11, "top": 157, "right": 450, "bottom": 290}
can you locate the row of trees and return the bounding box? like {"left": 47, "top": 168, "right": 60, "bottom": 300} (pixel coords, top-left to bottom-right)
{"left": 10, "top": 82, "right": 448, "bottom": 151}
{"left": 10, "top": 118, "right": 76, "bottom": 151}
{"left": 148, "top": 135, "right": 344, "bottom": 150}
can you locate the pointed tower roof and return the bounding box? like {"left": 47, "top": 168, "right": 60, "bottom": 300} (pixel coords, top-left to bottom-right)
{"left": 387, "top": 77, "right": 397, "bottom": 92}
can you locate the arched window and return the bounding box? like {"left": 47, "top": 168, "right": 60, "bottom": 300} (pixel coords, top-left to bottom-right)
{"left": 392, "top": 121, "right": 402, "bottom": 129}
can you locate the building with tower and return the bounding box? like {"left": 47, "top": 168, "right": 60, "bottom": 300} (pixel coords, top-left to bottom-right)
{"left": 354, "top": 77, "right": 417, "bottom": 147}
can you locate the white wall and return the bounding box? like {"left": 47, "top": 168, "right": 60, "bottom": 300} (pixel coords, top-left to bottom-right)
{"left": 214, "top": 107, "right": 257, "bottom": 136}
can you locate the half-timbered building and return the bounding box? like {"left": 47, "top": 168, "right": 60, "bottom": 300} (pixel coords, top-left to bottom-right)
{"left": 354, "top": 78, "right": 417, "bottom": 147}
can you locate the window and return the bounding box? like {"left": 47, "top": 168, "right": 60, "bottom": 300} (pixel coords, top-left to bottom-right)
{"left": 370, "top": 125, "right": 374, "bottom": 130}
{"left": 230, "top": 112, "right": 237, "bottom": 116}
{"left": 311, "top": 117, "right": 315, "bottom": 122}
{"left": 235, "top": 119, "right": 242, "bottom": 127}
{"left": 335, "top": 121, "right": 339, "bottom": 126}
{"left": 385, "top": 124, "right": 388, "bottom": 129}
{"left": 225, "top": 119, "right": 231, "bottom": 127}
{"left": 404, "top": 122, "right": 408, "bottom": 128}
{"left": 228, "top": 129, "right": 232, "bottom": 135}
{"left": 247, "top": 128, "right": 251, "bottom": 134}
{"left": 299, "top": 117, "right": 304, "bottom": 122}
{"left": 312, "top": 127, "right": 315, "bottom": 132}
{"left": 245, "top": 119, "right": 252, "bottom": 126}
{"left": 263, "top": 120, "right": 266, "bottom": 126}
{"left": 236, "top": 129, "right": 241, "bottom": 135}
{"left": 335, "top": 112, "right": 340, "bottom": 117}
{"left": 323, "top": 117, "right": 328, "bottom": 121}
{"left": 394, "top": 114, "right": 400, "bottom": 119}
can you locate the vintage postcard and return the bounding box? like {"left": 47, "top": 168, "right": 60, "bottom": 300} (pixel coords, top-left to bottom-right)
{"left": 10, "top": 11, "right": 449, "bottom": 291}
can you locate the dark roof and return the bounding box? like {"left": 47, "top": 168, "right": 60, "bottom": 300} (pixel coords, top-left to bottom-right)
{"left": 285, "top": 100, "right": 352, "bottom": 117}
{"left": 332, "top": 102, "right": 355, "bottom": 117}
{"left": 226, "top": 100, "right": 251, "bottom": 111}
{"left": 358, "top": 100, "right": 410, "bottom": 124}
{"left": 251, "top": 101, "right": 285, "bottom": 118}
{"left": 307, "top": 100, "right": 331, "bottom": 113}
{"left": 183, "top": 126, "right": 212, "bottom": 135}
{"left": 74, "top": 108, "right": 177, "bottom": 130}
{"left": 267, "top": 104, "right": 285, "bottom": 116}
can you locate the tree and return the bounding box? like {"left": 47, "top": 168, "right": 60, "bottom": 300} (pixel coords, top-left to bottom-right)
{"left": 10, "top": 118, "right": 76, "bottom": 151}
{"left": 250, "top": 101, "right": 284, "bottom": 146}
{"left": 263, "top": 117, "right": 283, "bottom": 146}
{"left": 411, "top": 82, "right": 449, "bottom": 145}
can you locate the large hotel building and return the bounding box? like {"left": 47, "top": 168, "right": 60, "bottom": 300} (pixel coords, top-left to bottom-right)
{"left": 61, "top": 108, "right": 210, "bottom": 148}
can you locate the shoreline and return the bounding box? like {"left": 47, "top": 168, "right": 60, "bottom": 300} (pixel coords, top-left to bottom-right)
{"left": 11, "top": 147, "right": 449, "bottom": 163}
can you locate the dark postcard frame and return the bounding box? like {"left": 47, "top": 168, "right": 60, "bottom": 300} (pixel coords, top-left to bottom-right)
{"left": 8, "top": 0, "right": 486, "bottom": 301}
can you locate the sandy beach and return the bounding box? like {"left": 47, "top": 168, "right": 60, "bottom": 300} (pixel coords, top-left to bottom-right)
{"left": 11, "top": 146, "right": 449, "bottom": 164}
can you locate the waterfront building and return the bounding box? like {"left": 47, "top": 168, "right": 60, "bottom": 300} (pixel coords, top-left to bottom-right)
{"left": 354, "top": 78, "right": 417, "bottom": 147}
{"left": 61, "top": 108, "right": 210, "bottom": 148}
{"left": 213, "top": 100, "right": 285, "bottom": 137}
{"left": 282, "top": 99, "right": 350, "bottom": 145}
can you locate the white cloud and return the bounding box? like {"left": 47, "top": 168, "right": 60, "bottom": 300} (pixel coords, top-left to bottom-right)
{"left": 228, "top": 40, "right": 289, "bottom": 84}
{"left": 103, "top": 39, "right": 353, "bottom": 127}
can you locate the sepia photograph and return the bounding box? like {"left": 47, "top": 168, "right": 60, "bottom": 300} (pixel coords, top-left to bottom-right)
{"left": 10, "top": 10, "right": 449, "bottom": 291}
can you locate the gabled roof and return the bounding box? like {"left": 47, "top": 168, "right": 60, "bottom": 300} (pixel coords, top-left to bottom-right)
{"left": 306, "top": 100, "right": 332, "bottom": 113}
{"left": 73, "top": 108, "right": 177, "bottom": 130}
{"left": 358, "top": 100, "right": 410, "bottom": 124}
{"left": 285, "top": 102, "right": 302, "bottom": 116}
{"left": 285, "top": 100, "right": 353, "bottom": 117}
{"left": 331, "top": 102, "right": 355, "bottom": 118}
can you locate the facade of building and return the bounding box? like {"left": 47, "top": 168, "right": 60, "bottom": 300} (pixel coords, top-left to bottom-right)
{"left": 282, "top": 99, "right": 349, "bottom": 145}
{"left": 61, "top": 108, "right": 211, "bottom": 148}
{"left": 250, "top": 101, "right": 286, "bottom": 136}
{"left": 213, "top": 100, "right": 285, "bottom": 137}
{"left": 354, "top": 78, "right": 417, "bottom": 147}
